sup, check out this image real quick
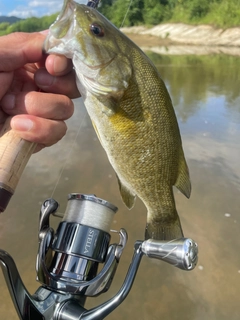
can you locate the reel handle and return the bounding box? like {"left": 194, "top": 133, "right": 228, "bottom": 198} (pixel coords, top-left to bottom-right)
{"left": 0, "top": 118, "right": 36, "bottom": 212}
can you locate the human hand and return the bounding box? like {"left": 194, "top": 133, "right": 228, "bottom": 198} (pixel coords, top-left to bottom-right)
{"left": 0, "top": 32, "right": 80, "bottom": 152}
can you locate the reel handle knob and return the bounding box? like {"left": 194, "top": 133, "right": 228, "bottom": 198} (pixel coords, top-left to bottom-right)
{"left": 142, "top": 238, "right": 198, "bottom": 271}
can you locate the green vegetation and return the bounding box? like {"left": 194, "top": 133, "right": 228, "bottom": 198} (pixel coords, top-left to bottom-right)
{"left": 0, "top": 0, "right": 240, "bottom": 36}
{"left": 99, "top": 0, "right": 240, "bottom": 28}
{"left": 0, "top": 13, "right": 58, "bottom": 36}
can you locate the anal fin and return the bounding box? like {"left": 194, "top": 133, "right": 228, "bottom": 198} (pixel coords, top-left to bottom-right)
{"left": 116, "top": 175, "right": 136, "bottom": 209}
{"left": 175, "top": 149, "right": 191, "bottom": 199}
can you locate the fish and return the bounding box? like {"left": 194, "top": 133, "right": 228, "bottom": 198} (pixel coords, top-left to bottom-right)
{"left": 44, "top": 0, "right": 191, "bottom": 240}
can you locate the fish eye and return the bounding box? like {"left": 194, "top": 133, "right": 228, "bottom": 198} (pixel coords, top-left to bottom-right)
{"left": 90, "top": 23, "right": 104, "bottom": 37}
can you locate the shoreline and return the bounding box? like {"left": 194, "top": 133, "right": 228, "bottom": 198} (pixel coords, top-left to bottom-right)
{"left": 121, "top": 23, "right": 240, "bottom": 56}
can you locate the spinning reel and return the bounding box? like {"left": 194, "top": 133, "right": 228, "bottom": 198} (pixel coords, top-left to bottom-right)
{"left": 0, "top": 193, "right": 198, "bottom": 319}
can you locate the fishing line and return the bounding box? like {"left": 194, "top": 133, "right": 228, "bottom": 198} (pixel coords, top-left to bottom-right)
{"left": 120, "top": 0, "right": 133, "bottom": 28}
{"left": 50, "top": 105, "right": 86, "bottom": 198}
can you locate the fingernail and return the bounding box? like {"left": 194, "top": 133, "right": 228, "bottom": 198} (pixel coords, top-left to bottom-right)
{"left": 35, "top": 69, "right": 54, "bottom": 87}
{"left": 11, "top": 118, "right": 33, "bottom": 131}
{"left": 1, "top": 94, "right": 15, "bottom": 110}
{"left": 53, "top": 55, "right": 69, "bottom": 74}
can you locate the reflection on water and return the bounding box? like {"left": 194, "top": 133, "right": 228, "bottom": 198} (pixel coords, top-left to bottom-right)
{"left": 0, "top": 53, "right": 240, "bottom": 319}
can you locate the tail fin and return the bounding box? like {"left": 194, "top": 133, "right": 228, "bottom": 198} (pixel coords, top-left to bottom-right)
{"left": 145, "top": 213, "right": 184, "bottom": 240}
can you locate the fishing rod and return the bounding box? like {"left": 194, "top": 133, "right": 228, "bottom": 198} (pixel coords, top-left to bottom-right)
{"left": 0, "top": 193, "right": 198, "bottom": 320}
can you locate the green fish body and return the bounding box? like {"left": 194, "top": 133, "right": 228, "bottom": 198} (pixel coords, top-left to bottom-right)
{"left": 44, "top": 0, "right": 191, "bottom": 240}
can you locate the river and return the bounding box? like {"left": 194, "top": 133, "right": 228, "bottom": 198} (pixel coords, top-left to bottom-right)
{"left": 0, "top": 50, "right": 240, "bottom": 319}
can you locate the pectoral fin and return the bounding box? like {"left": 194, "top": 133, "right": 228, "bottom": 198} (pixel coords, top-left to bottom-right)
{"left": 91, "top": 120, "right": 104, "bottom": 148}
{"left": 116, "top": 175, "right": 136, "bottom": 209}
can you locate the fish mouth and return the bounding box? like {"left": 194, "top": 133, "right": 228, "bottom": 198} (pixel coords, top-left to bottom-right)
{"left": 43, "top": 37, "right": 68, "bottom": 56}
{"left": 58, "top": 0, "right": 74, "bottom": 21}
{"left": 43, "top": 0, "right": 79, "bottom": 56}
{"left": 44, "top": 39, "right": 115, "bottom": 71}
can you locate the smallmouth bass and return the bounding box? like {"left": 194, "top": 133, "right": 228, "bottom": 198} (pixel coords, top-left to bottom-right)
{"left": 44, "top": 0, "right": 191, "bottom": 240}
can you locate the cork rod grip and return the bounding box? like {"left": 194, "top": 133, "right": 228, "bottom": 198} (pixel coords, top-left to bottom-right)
{"left": 0, "top": 118, "right": 36, "bottom": 212}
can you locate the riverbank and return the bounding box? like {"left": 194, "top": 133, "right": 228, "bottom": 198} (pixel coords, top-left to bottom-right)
{"left": 121, "top": 23, "right": 240, "bottom": 56}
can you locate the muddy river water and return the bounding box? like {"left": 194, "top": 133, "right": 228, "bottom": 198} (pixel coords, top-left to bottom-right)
{"left": 0, "top": 49, "right": 240, "bottom": 319}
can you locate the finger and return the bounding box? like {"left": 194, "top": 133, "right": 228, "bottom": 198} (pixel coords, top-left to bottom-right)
{"left": 1, "top": 91, "right": 74, "bottom": 120}
{"left": 10, "top": 67, "right": 38, "bottom": 93}
{"left": 34, "top": 68, "right": 80, "bottom": 99}
{"left": 0, "top": 32, "right": 45, "bottom": 72}
{"left": 0, "top": 110, "right": 8, "bottom": 128}
{"left": 0, "top": 71, "right": 13, "bottom": 100}
{"left": 10, "top": 115, "right": 67, "bottom": 147}
{"left": 45, "top": 54, "right": 73, "bottom": 76}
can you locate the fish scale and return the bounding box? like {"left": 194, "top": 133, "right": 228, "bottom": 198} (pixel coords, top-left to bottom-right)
{"left": 44, "top": 0, "right": 191, "bottom": 240}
